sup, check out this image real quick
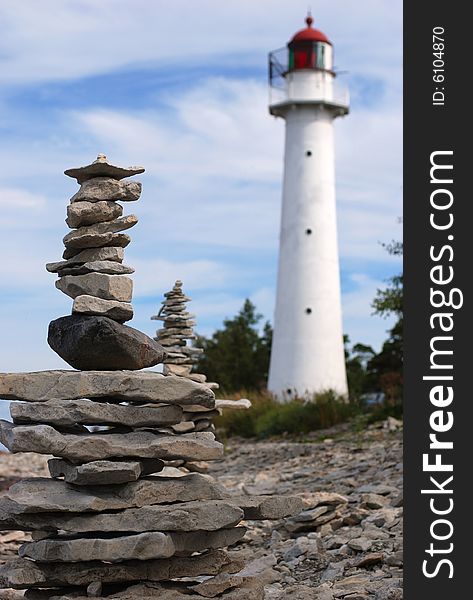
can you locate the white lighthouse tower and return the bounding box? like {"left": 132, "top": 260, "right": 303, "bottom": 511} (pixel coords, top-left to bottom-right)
{"left": 267, "top": 15, "right": 349, "bottom": 400}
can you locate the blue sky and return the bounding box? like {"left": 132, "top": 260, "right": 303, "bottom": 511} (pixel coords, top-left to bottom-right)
{"left": 0, "top": 0, "right": 402, "bottom": 373}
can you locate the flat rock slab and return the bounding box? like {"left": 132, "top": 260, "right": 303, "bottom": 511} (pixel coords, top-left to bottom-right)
{"left": 62, "top": 233, "right": 130, "bottom": 260}
{"left": 48, "top": 316, "right": 165, "bottom": 370}
{"left": 69, "top": 178, "right": 142, "bottom": 200}
{"left": 66, "top": 201, "right": 123, "bottom": 228}
{"left": 57, "top": 261, "right": 134, "bottom": 276}
{"left": 0, "top": 549, "right": 238, "bottom": 588}
{"left": 190, "top": 573, "right": 246, "bottom": 597}
{"left": 20, "top": 531, "right": 175, "bottom": 563}
{"left": 156, "top": 327, "right": 194, "bottom": 336}
{"left": 170, "top": 527, "right": 246, "bottom": 554}
{"left": 22, "top": 591, "right": 261, "bottom": 600}
{"left": 72, "top": 296, "right": 133, "bottom": 322}
{"left": 63, "top": 215, "right": 137, "bottom": 251}
{"left": 86, "top": 582, "right": 101, "bottom": 597}
{"left": 33, "top": 581, "right": 265, "bottom": 600}
{"left": 183, "top": 410, "right": 220, "bottom": 422}
{"left": 26, "top": 526, "right": 246, "bottom": 551}
{"left": 304, "top": 491, "right": 349, "bottom": 508}
{"left": 0, "top": 421, "right": 223, "bottom": 462}
{"left": 143, "top": 583, "right": 262, "bottom": 600}
{"left": 0, "top": 370, "right": 215, "bottom": 406}
{"left": 65, "top": 154, "right": 144, "bottom": 184}
{"left": 56, "top": 273, "right": 133, "bottom": 302}
{"left": 284, "top": 507, "right": 340, "bottom": 533}
{"left": 234, "top": 494, "right": 304, "bottom": 520}
{"left": 11, "top": 399, "right": 183, "bottom": 427}
{"left": 48, "top": 458, "right": 164, "bottom": 485}
{"left": 215, "top": 399, "right": 252, "bottom": 410}
{"left": 0, "top": 499, "right": 244, "bottom": 533}
{"left": 164, "top": 364, "right": 193, "bottom": 377}
{"left": 183, "top": 404, "right": 216, "bottom": 413}
{"left": 19, "top": 527, "right": 244, "bottom": 565}
{"left": 171, "top": 422, "right": 195, "bottom": 434}
{"left": 47, "top": 246, "right": 124, "bottom": 269}
{"left": 188, "top": 374, "right": 213, "bottom": 386}
{"left": 3, "top": 474, "right": 226, "bottom": 513}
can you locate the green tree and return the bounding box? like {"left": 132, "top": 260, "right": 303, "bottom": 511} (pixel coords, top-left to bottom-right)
{"left": 195, "top": 300, "right": 272, "bottom": 393}
{"left": 368, "top": 241, "right": 403, "bottom": 401}
{"left": 372, "top": 241, "right": 403, "bottom": 319}
{"left": 344, "top": 335, "right": 376, "bottom": 399}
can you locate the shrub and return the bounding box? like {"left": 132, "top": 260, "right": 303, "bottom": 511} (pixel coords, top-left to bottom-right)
{"left": 214, "top": 391, "right": 276, "bottom": 438}
{"left": 215, "top": 390, "right": 364, "bottom": 439}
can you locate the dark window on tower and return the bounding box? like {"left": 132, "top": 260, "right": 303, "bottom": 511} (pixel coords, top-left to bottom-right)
{"left": 306, "top": 150, "right": 312, "bottom": 156}
{"left": 316, "top": 43, "right": 326, "bottom": 69}
{"left": 306, "top": 308, "right": 312, "bottom": 314}
{"left": 306, "top": 228, "right": 312, "bottom": 235}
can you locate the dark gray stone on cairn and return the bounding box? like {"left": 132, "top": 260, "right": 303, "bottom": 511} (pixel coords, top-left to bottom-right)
{"left": 47, "top": 458, "right": 165, "bottom": 485}
{"left": 11, "top": 398, "right": 183, "bottom": 428}
{"left": 48, "top": 315, "right": 165, "bottom": 370}
{"left": 0, "top": 549, "right": 240, "bottom": 588}
{"left": 0, "top": 155, "right": 303, "bottom": 600}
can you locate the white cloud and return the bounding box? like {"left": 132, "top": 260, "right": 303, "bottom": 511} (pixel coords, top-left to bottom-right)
{"left": 75, "top": 79, "right": 282, "bottom": 184}
{"left": 0, "top": 1, "right": 401, "bottom": 86}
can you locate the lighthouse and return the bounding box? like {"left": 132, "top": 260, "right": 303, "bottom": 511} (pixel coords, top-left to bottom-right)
{"left": 267, "top": 15, "right": 349, "bottom": 399}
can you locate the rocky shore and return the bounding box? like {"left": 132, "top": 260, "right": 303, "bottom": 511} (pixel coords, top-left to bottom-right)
{"left": 1, "top": 419, "right": 403, "bottom": 599}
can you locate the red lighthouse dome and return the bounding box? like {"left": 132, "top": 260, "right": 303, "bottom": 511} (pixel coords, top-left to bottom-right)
{"left": 290, "top": 15, "right": 331, "bottom": 45}
{"left": 288, "top": 15, "right": 332, "bottom": 71}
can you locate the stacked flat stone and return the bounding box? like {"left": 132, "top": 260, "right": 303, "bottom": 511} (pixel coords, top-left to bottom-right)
{"left": 46, "top": 154, "right": 165, "bottom": 371}
{"left": 0, "top": 157, "right": 303, "bottom": 599}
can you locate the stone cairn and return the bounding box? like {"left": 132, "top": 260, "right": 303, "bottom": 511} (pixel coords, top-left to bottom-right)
{"left": 0, "top": 155, "right": 303, "bottom": 600}
{"left": 152, "top": 281, "right": 251, "bottom": 443}
{"left": 152, "top": 280, "right": 212, "bottom": 386}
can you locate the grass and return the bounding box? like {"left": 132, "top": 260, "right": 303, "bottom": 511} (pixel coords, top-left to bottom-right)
{"left": 215, "top": 390, "right": 402, "bottom": 439}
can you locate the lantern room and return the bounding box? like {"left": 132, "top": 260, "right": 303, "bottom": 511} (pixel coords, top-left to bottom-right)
{"left": 268, "top": 14, "right": 348, "bottom": 117}
{"left": 287, "top": 15, "right": 333, "bottom": 72}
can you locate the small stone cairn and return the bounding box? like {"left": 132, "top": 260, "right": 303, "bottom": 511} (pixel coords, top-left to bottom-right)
{"left": 152, "top": 280, "right": 211, "bottom": 385}
{"left": 0, "top": 156, "right": 303, "bottom": 599}
{"left": 152, "top": 281, "right": 251, "bottom": 441}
